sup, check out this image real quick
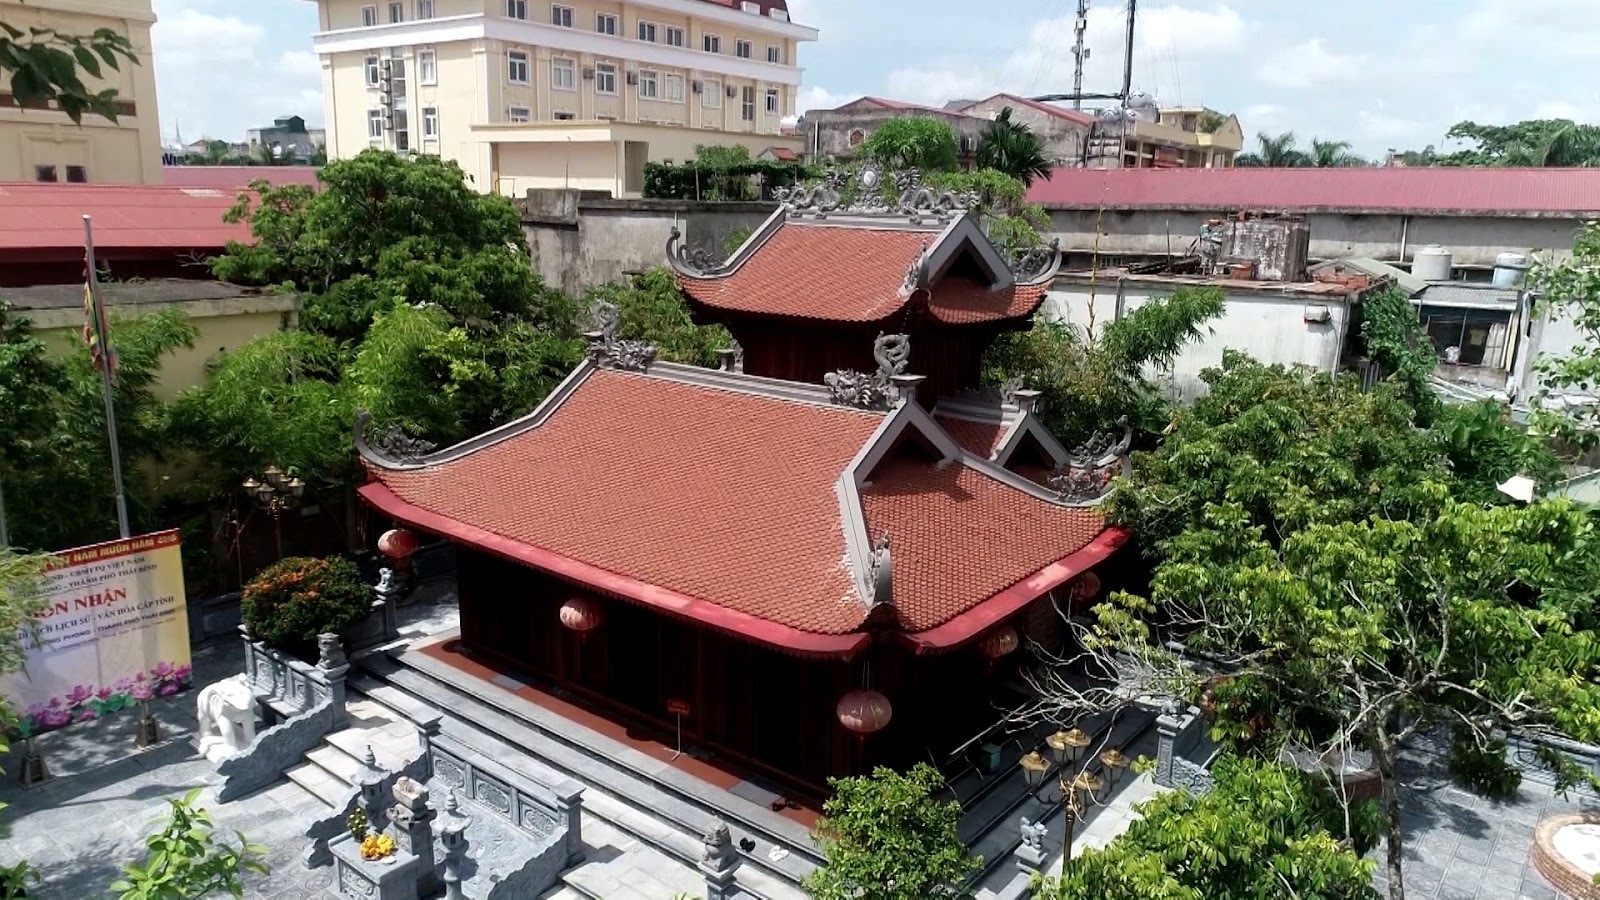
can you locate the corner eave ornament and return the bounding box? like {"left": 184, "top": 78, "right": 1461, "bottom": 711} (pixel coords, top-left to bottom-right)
{"left": 824, "top": 333, "right": 911, "bottom": 410}
{"left": 1012, "top": 238, "right": 1063, "bottom": 284}
{"left": 584, "top": 300, "right": 658, "bottom": 373}
{"left": 665, "top": 225, "right": 728, "bottom": 276}
{"left": 355, "top": 410, "right": 438, "bottom": 466}
{"left": 1048, "top": 416, "right": 1134, "bottom": 503}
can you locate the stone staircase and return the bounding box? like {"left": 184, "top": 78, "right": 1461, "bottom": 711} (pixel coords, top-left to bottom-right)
{"left": 281, "top": 695, "right": 421, "bottom": 809}
{"left": 353, "top": 643, "right": 812, "bottom": 900}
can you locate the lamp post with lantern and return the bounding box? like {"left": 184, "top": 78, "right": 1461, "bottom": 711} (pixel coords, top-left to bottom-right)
{"left": 241, "top": 465, "right": 305, "bottom": 561}
{"left": 1018, "top": 726, "right": 1132, "bottom": 877}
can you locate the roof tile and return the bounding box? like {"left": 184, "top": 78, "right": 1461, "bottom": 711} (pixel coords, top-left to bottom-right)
{"left": 934, "top": 414, "right": 1008, "bottom": 457}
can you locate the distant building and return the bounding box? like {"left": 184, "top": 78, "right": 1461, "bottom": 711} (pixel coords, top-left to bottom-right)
{"left": 804, "top": 97, "right": 994, "bottom": 166}
{"left": 305, "top": 0, "right": 814, "bottom": 198}
{"left": 0, "top": 0, "right": 164, "bottom": 184}
{"left": 1084, "top": 105, "right": 1243, "bottom": 170}
{"left": 244, "top": 115, "right": 327, "bottom": 162}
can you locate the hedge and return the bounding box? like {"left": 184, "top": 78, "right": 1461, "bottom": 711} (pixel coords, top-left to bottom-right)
{"left": 642, "top": 160, "right": 820, "bottom": 201}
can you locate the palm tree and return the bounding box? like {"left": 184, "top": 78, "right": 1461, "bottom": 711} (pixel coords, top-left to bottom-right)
{"left": 1234, "top": 131, "right": 1311, "bottom": 167}
{"left": 974, "top": 107, "right": 1052, "bottom": 186}
{"left": 1309, "top": 138, "right": 1367, "bottom": 168}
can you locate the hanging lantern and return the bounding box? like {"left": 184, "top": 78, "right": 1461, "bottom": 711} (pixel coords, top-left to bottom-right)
{"left": 1071, "top": 571, "right": 1102, "bottom": 601}
{"left": 558, "top": 597, "right": 603, "bottom": 634}
{"left": 377, "top": 528, "right": 420, "bottom": 560}
{"left": 978, "top": 624, "right": 1020, "bottom": 660}
{"left": 836, "top": 689, "right": 893, "bottom": 735}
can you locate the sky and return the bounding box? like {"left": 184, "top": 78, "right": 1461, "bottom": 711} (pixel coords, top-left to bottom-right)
{"left": 152, "top": 0, "right": 1600, "bottom": 158}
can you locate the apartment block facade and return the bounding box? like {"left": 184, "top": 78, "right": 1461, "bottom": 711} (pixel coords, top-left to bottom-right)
{"left": 0, "top": 0, "right": 164, "bottom": 184}
{"left": 308, "top": 0, "right": 814, "bottom": 196}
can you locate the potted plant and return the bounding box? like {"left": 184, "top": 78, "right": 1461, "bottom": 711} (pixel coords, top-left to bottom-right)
{"left": 241, "top": 556, "right": 371, "bottom": 661}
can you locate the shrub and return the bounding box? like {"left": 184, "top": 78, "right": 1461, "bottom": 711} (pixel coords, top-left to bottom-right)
{"left": 241, "top": 556, "right": 370, "bottom": 651}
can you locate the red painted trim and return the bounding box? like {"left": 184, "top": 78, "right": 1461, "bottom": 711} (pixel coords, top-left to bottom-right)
{"left": 901, "top": 526, "right": 1132, "bottom": 652}
{"left": 359, "top": 482, "right": 872, "bottom": 658}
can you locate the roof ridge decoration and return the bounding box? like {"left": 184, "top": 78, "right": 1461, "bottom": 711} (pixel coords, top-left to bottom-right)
{"left": 355, "top": 410, "right": 439, "bottom": 466}
{"left": 824, "top": 333, "right": 913, "bottom": 410}
{"left": 865, "top": 532, "right": 892, "bottom": 611}
{"left": 773, "top": 161, "right": 979, "bottom": 225}
{"left": 1047, "top": 416, "right": 1134, "bottom": 503}
{"left": 583, "top": 300, "right": 658, "bottom": 372}
{"left": 1011, "top": 238, "right": 1064, "bottom": 285}
{"left": 666, "top": 225, "right": 729, "bottom": 275}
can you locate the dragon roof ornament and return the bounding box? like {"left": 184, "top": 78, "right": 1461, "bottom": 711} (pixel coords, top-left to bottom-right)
{"left": 1011, "top": 237, "right": 1063, "bottom": 285}
{"left": 355, "top": 409, "right": 439, "bottom": 467}
{"left": 584, "top": 300, "right": 658, "bottom": 373}
{"left": 1048, "top": 416, "right": 1134, "bottom": 503}
{"left": 665, "top": 225, "right": 729, "bottom": 277}
{"left": 773, "top": 161, "right": 979, "bottom": 224}
{"left": 824, "top": 333, "right": 913, "bottom": 410}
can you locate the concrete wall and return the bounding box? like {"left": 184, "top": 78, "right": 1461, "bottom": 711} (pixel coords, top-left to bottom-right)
{"left": 956, "top": 97, "right": 1087, "bottom": 167}
{"left": 1048, "top": 209, "right": 1584, "bottom": 271}
{"left": 807, "top": 105, "right": 984, "bottom": 163}
{"left": 1044, "top": 280, "right": 1352, "bottom": 401}
{"left": 520, "top": 189, "right": 772, "bottom": 295}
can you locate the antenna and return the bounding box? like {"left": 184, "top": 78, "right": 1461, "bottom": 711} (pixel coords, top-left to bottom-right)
{"left": 1070, "top": 0, "right": 1090, "bottom": 110}
{"left": 1033, "top": 0, "right": 1138, "bottom": 106}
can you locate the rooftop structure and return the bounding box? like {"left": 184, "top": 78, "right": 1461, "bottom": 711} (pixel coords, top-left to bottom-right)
{"left": 304, "top": 0, "right": 815, "bottom": 197}
{"left": 0, "top": 0, "right": 164, "bottom": 185}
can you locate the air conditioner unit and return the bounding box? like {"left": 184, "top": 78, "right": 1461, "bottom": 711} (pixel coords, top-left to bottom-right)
{"left": 597, "top": 113, "right": 617, "bottom": 121}
{"left": 626, "top": 71, "right": 638, "bottom": 86}
{"left": 639, "top": 117, "right": 658, "bottom": 124}
{"left": 725, "top": 85, "right": 737, "bottom": 98}
{"left": 691, "top": 80, "right": 703, "bottom": 94}
{"left": 582, "top": 67, "right": 595, "bottom": 79}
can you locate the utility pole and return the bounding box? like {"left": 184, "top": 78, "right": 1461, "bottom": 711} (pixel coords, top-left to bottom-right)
{"left": 1120, "top": 0, "right": 1138, "bottom": 103}
{"left": 1070, "top": 0, "right": 1091, "bottom": 110}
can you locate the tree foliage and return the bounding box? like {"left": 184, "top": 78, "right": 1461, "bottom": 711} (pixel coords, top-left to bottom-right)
{"left": 862, "top": 117, "right": 959, "bottom": 173}
{"left": 803, "top": 763, "right": 978, "bottom": 900}
{"left": 1039, "top": 756, "right": 1381, "bottom": 900}
{"left": 583, "top": 268, "right": 732, "bottom": 368}
{"left": 983, "top": 287, "right": 1225, "bottom": 443}
{"left": 1527, "top": 221, "right": 1600, "bottom": 450}
{"left": 974, "top": 107, "right": 1052, "bottom": 186}
{"left": 923, "top": 168, "right": 1051, "bottom": 253}
{"left": 1235, "top": 132, "right": 1367, "bottom": 168}
{"left": 1103, "top": 354, "right": 1600, "bottom": 900}
{"left": 1439, "top": 119, "right": 1600, "bottom": 168}
{"left": 0, "top": 20, "right": 138, "bottom": 123}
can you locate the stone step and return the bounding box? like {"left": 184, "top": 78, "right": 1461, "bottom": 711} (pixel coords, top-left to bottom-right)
{"left": 284, "top": 760, "right": 348, "bottom": 809}
{"left": 355, "top": 653, "right": 818, "bottom": 893}
{"left": 304, "top": 743, "right": 363, "bottom": 786}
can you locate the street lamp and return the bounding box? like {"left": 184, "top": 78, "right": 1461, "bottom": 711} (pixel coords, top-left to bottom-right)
{"left": 242, "top": 466, "right": 305, "bottom": 560}
{"left": 1020, "top": 732, "right": 1131, "bottom": 878}
{"left": 1048, "top": 726, "right": 1090, "bottom": 768}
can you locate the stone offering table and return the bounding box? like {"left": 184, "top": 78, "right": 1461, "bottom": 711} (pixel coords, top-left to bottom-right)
{"left": 328, "top": 832, "right": 420, "bottom": 900}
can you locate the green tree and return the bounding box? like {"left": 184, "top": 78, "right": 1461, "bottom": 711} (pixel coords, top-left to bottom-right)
{"left": 112, "top": 788, "right": 268, "bottom": 899}
{"left": 1101, "top": 354, "right": 1600, "bottom": 900}
{"left": 983, "top": 287, "right": 1224, "bottom": 443}
{"left": 1527, "top": 221, "right": 1600, "bottom": 450}
{"left": 974, "top": 107, "right": 1051, "bottom": 186}
{"left": 1310, "top": 138, "right": 1367, "bottom": 168}
{"left": 803, "top": 763, "right": 978, "bottom": 900}
{"left": 583, "top": 268, "right": 732, "bottom": 368}
{"left": 1, "top": 20, "right": 137, "bottom": 123}
{"left": 862, "top": 117, "right": 959, "bottom": 173}
{"left": 1195, "top": 110, "right": 1227, "bottom": 134}
{"left": 1233, "top": 131, "right": 1310, "bottom": 168}
{"left": 1439, "top": 119, "right": 1600, "bottom": 167}
{"left": 346, "top": 303, "right": 493, "bottom": 445}
{"left": 694, "top": 144, "right": 751, "bottom": 169}
{"left": 1038, "top": 756, "right": 1381, "bottom": 899}
{"left": 922, "top": 168, "right": 1051, "bottom": 253}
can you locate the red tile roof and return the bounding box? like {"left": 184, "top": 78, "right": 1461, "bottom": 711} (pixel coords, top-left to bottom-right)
{"left": 1027, "top": 166, "right": 1600, "bottom": 216}
{"left": 935, "top": 414, "right": 1008, "bottom": 457}
{"left": 862, "top": 460, "right": 1105, "bottom": 632}
{"left": 853, "top": 96, "right": 969, "bottom": 117}
{"left": 677, "top": 223, "right": 1047, "bottom": 324}
{"left": 0, "top": 183, "right": 249, "bottom": 251}
{"left": 163, "top": 166, "right": 321, "bottom": 190}
{"left": 361, "top": 366, "right": 1121, "bottom": 650}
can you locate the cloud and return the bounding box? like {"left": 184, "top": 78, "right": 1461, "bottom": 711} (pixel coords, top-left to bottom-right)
{"left": 151, "top": 0, "right": 322, "bottom": 143}
{"left": 796, "top": 85, "right": 854, "bottom": 114}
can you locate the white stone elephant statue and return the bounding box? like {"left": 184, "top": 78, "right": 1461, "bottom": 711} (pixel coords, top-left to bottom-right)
{"left": 196, "top": 674, "right": 258, "bottom": 763}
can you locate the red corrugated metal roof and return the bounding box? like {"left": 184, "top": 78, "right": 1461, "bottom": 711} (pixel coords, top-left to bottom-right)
{"left": 163, "top": 166, "right": 321, "bottom": 190}
{"left": 1027, "top": 166, "right": 1600, "bottom": 216}
{"left": 0, "top": 183, "right": 249, "bottom": 251}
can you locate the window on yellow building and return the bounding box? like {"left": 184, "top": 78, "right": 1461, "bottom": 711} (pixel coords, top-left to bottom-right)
{"left": 508, "top": 50, "right": 530, "bottom": 84}
{"left": 418, "top": 0, "right": 434, "bottom": 18}
{"left": 664, "top": 74, "right": 684, "bottom": 103}
{"left": 394, "top": 109, "right": 410, "bottom": 151}
{"left": 509, "top": 106, "right": 532, "bottom": 123}
{"left": 34, "top": 165, "right": 57, "bottom": 183}
{"left": 765, "top": 88, "right": 779, "bottom": 115}
{"left": 550, "top": 4, "right": 573, "bottom": 26}
{"left": 767, "top": 45, "right": 782, "bottom": 64}
{"left": 702, "top": 78, "right": 721, "bottom": 108}
{"left": 66, "top": 165, "right": 87, "bottom": 183}
{"left": 703, "top": 33, "right": 721, "bottom": 54}
{"left": 596, "top": 13, "right": 618, "bottom": 35}
{"left": 665, "top": 26, "right": 685, "bottom": 47}
{"left": 388, "top": 1, "right": 403, "bottom": 23}
{"left": 735, "top": 39, "right": 752, "bottom": 59}
{"left": 507, "top": 0, "right": 527, "bottom": 20}
{"left": 740, "top": 85, "right": 755, "bottom": 121}
{"left": 364, "top": 55, "right": 381, "bottom": 87}
{"left": 639, "top": 70, "right": 659, "bottom": 99}
{"left": 418, "top": 49, "right": 437, "bottom": 85}
{"left": 422, "top": 107, "right": 439, "bottom": 140}
{"left": 552, "top": 57, "right": 576, "bottom": 91}
{"left": 361, "top": 5, "right": 377, "bottom": 26}
{"left": 595, "top": 63, "right": 617, "bottom": 94}
{"left": 367, "top": 110, "right": 385, "bottom": 142}
{"left": 638, "top": 21, "right": 657, "bottom": 42}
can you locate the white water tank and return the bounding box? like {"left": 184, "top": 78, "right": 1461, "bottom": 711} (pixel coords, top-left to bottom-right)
{"left": 1412, "top": 245, "right": 1454, "bottom": 282}
{"left": 1493, "top": 252, "right": 1530, "bottom": 288}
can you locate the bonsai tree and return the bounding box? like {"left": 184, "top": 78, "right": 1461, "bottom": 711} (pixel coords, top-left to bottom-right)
{"left": 240, "top": 556, "right": 370, "bottom": 654}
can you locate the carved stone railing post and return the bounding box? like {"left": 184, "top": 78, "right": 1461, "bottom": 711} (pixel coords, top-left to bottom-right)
{"left": 553, "top": 780, "right": 586, "bottom": 866}
{"left": 698, "top": 822, "right": 739, "bottom": 900}
{"left": 412, "top": 712, "right": 442, "bottom": 778}
{"left": 439, "top": 791, "right": 472, "bottom": 900}
{"left": 1153, "top": 706, "right": 1196, "bottom": 789}
{"left": 387, "top": 776, "right": 439, "bottom": 897}
{"left": 314, "top": 633, "right": 350, "bottom": 731}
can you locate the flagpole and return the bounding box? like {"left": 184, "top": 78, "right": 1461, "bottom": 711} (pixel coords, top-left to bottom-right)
{"left": 83, "top": 215, "right": 130, "bottom": 540}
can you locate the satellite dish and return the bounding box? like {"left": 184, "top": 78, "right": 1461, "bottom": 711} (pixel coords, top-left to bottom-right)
{"left": 1126, "top": 90, "right": 1156, "bottom": 110}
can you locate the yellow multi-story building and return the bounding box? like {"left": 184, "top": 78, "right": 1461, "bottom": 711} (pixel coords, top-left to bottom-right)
{"left": 307, "top": 0, "right": 815, "bottom": 197}
{"left": 0, "top": 0, "right": 163, "bottom": 184}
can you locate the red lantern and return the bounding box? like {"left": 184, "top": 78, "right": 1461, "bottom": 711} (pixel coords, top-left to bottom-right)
{"left": 978, "top": 624, "right": 1020, "bottom": 660}
{"left": 377, "top": 528, "right": 419, "bottom": 560}
{"left": 558, "top": 597, "right": 603, "bottom": 634}
{"left": 1071, "top": 571, "right": 1102, "bottom": 601}
{"left": 836, "top": 689, "right": 893, "bottom": 735}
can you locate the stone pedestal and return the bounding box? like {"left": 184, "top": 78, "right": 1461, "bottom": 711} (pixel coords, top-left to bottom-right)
{"left": 1013, "top": 816, "right": 1049, "bottom": 874}
{"left": 387, "top": 777, "right": 438, "bottom": 897}
{"left": 1152, "top": 706, "right": 1200, "bottom": 788}
{"left": 698, "top": 822, "right": 739, "bottom": 900}
{"left": 328, "top": 833, "right": 419, "bottom": 900}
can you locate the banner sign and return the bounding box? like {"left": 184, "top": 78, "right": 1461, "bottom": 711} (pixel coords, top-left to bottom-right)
{"left": 3, "top": 529, "right": 192, "bottom": 738}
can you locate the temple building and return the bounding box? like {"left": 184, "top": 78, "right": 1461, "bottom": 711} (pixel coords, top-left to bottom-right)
{"left": 356, "top": 164, "right": 1131, "bottom": 800}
